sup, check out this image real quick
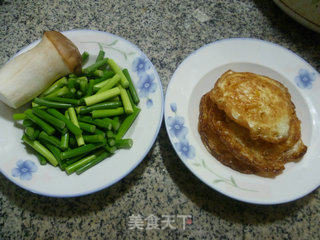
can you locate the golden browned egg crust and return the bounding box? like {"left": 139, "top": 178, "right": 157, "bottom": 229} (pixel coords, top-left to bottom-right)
{"left": 198, "top": 71, "right": 307, "bottom": 177}
{"left": 199, "top": 93, "right": 256, "bottom": 174}
{"left": 210, "top": 70, "right": 295, "bottom": 143}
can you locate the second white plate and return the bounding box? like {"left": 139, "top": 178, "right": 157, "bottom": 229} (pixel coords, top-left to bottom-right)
{"left": 165, "top": 38, "right": 320, "bottom": 204}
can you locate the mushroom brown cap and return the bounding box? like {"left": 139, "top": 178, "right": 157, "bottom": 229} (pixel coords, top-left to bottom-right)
{"left": 44, "top": 31, "right": 82, "bottom": 74}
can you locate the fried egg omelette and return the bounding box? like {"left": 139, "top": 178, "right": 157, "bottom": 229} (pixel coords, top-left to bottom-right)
{"left": 199, "top": 71, "right": 307, "bottom": 176}
{"left": 199, "top": 93, "right": 256, "bottom": 174}
{"left": 210, "top": 70, "right": 295, "bottom": 143}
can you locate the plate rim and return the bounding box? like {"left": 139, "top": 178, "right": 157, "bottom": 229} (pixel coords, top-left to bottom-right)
{"left": 273, "top": 0, "right": 320, "bottom": 33}
{"left": 0, "top": 29, "right": 164, "bottom": 198}
{"left": 164, "top": 37, "right": 320, "bottom": 205}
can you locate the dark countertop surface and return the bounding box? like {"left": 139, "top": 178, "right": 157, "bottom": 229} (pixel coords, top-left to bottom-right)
{"left": 0, "top": 0, "right": 319, "bottom": 239}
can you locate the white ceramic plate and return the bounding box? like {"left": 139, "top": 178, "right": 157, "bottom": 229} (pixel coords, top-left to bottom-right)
{"left": 165, "top": 38, "right": 320, "bottom": 204}
{"left": 0, "top": 29, "right": 163, "bottom": 197}
{"left": 273, "top": 0, "right": 320, "bottom": 33}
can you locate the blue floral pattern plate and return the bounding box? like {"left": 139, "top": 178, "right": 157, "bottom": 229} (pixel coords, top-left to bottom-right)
{"left": 165, "top": 38, "right": 320, "bottom": 204}
{"left": 0, "top": 30, "right": 163, "bottom": 197}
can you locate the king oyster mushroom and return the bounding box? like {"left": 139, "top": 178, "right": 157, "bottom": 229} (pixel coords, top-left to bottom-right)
{"left": 0, "top": 31, "right": 82, "bottom": 109}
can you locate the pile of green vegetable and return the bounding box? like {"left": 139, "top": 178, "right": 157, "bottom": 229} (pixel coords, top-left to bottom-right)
{"left": 12, "top": 50, "right": 140, "bottom": 175}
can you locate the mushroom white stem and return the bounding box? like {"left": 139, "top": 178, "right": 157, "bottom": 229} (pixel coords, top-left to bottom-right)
{"left": 0, "top": 31, "right": 81, "bottom": 109}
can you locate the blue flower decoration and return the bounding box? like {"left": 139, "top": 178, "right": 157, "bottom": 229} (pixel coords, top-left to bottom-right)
{"left": 167, "top": 115, "right": 188, "bottom": 140}
{"left": 132, "top": 56, "right": 151, "bottom": 74}
{"left": 174, "top": 139, "right": 195, "bottom": 159}
{"left": 137, "top": 73, "right": 157, "bottom": 98}
{"left": 167, "top": 102, "right": 196, "bottom": 161}
{"left": 146, "top": 99, "right": 153, "bottom": 108}
{"left": 170, "top": 103, "right": 177, "bottom": 113}
{"left": 132, "top": 56, "right": 157, "bottom": 108}
{"left": 12, "top": 160, "right": 37, "bottom": 181}
{"left": 295, "top": 69, "right": 316, "bottom": 89}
